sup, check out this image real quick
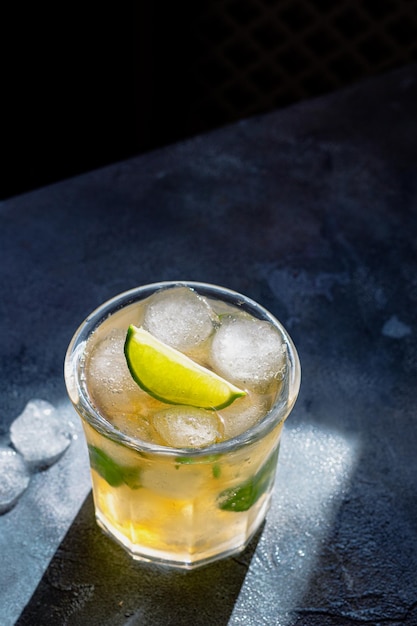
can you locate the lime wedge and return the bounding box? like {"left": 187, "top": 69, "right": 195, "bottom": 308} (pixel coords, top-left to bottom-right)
{"left": 124, "top": 325, "right": 246, "bottom": 409}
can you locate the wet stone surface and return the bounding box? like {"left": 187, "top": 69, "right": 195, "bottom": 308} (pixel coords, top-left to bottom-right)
{"left": 1, "top": 64, "right": 417, "bottom": 625}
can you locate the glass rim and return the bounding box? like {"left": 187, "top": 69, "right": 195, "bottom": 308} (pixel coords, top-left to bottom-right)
{"left": 64, "top": 281, "right": 301, "bottom": 458}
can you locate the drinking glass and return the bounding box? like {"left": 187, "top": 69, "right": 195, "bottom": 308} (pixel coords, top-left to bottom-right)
{"left": 64, "top": 282, "right": 301, "bottom": 569}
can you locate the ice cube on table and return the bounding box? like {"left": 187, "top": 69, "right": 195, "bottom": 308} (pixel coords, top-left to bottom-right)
{"left": 10, "top": 399, "right": 72, "bottom": 470}
{"left": 152, "top": 406, "right": 222, "bottom": 448}
{"left": 210, "top": 316, "right": 286, "bottom": 391}
{"left": 86, "top": 328, "right": 150, "bottom": 416}
{"left": 0, "top": 447, "right": 31, "bottom": 513}
{"left": 143, "top": 286, "right": 216, "bottom": 351}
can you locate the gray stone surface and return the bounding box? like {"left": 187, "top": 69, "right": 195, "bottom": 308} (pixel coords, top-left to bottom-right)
{"left": 1, "top": 63, "right": 416, "bottom": 625}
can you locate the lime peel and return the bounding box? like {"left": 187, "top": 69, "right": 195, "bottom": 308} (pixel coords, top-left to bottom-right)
{"left": 124, "top": 325, "right": 246, "bottom": 410}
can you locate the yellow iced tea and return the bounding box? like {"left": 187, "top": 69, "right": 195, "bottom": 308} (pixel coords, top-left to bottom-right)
{"left": 65, "top": 282, "right": 300, "bottom": 568}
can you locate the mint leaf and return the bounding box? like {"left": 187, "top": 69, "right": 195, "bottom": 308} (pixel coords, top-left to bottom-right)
{"left": 212, "top": 463, "right": 221, "bottom": 478}
{"left": 175, "top": 454, "right": 222, "bottom": 465}
{"left": 217, "top": 447, "right": 279, "bottom": 512}
{"left": 88, "top": 445, "right": 141, "bottom": 488}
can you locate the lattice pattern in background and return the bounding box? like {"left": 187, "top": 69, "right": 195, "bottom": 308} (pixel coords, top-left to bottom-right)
{"left": 183, "top": 0, "right": 417, "bottom": 134}
{"left": 3, "top": 0, "right": 417, "bottom": 199}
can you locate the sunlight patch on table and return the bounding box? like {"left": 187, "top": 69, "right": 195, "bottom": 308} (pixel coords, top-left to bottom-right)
{"left": 229, "top": 423, "right": 360, "bottom": 626}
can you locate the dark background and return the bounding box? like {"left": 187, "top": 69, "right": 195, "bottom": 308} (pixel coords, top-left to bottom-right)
{"left": 2, "top": 0, "right": 417, "bottom": 200}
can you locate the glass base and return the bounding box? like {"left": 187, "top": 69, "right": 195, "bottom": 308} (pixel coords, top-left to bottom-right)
{"left": 95, "top": 496, "right": 271, "bottom": 570}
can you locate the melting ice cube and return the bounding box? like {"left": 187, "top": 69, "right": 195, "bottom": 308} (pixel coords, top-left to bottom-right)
{"left": 10, "top": 399, "right": 72, "bottom": 470}
{"left": 143, "top": 286, "right": 216, "bottom": 350}
{"left": 110, "top": 413, "right": 156, "bottom": 443}
{"left": 210, "top": 316, "right": 286, "bottom": 391}
{"left": 0, "top": 447, "right": 31, "bottom": 513}
{"left": 86, "top": 328, "right": 151, "bottom": 415}
{"left": 218, "top": 393, "right": 271, "bottom": 440}
{"left": 152, "top": 406, "right": 222, "bottom": 448}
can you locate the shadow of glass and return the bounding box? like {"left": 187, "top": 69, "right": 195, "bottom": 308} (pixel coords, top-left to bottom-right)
{"left": 16, "top": 492, "right": 262, "bottom": 626}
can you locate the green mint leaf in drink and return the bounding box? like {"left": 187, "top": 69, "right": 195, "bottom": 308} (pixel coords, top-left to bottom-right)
{"left": 217, "top": 447, "right": 280, "bottom": 512}
{"left": 88, "top": 445, "right": 142, "bottom": 489}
